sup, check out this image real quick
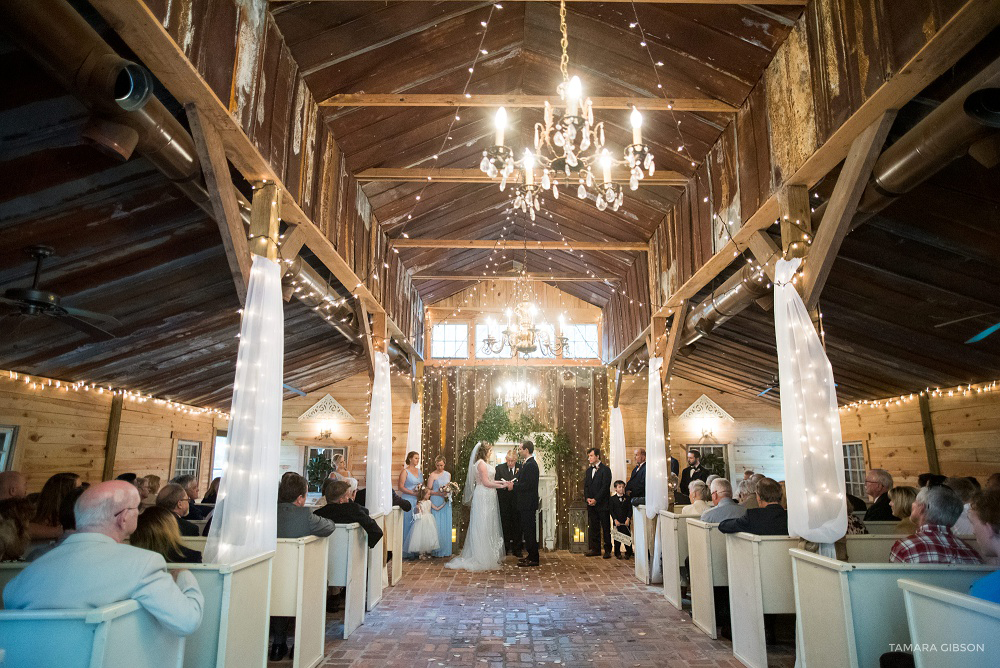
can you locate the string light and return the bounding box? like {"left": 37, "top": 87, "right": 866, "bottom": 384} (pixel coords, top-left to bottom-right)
{"left": 839, "top": 380, "right": 999, "bottom": 412}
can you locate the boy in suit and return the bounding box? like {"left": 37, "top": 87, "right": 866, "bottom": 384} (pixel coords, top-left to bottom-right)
{"left": 610, "top": 480, "right": 633, "bottom": 559}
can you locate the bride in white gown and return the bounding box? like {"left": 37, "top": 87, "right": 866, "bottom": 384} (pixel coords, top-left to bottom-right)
{"left": 445, "top": 442, "right": 511, "bottom": 571}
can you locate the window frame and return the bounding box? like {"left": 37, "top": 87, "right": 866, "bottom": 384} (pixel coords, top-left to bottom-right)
{"left": 0, "top": 425, "right": 18, "bottom": 471}
{"left": 843, "top": 441, "right": 866, "bottom": 499}
{"left": 561, "top": 322, "right": 600, "bottom": 360}
{"left": 172, "top": 438, "right": 202, "bottom": 480}
{"left": 430, "top": 322, "right": 470, "bottom": 359}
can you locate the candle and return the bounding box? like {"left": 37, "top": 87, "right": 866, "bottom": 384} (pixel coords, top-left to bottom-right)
{"left": 523, "top": 149, "right": 534, "bottom": 185}
{"left": 601, "top": 150, "right": 612, "bottom": 185}
{"left": 452, "top": 527, "right": 457, "bottom": 543}
{"left": 566, "top": 75, "right": 582, "bottom": 117}
{"left": 631, "top": 106, "right": 642, "bottom": 146}
{"left": 494, "top": 107, "right": 507, "bottom": 146}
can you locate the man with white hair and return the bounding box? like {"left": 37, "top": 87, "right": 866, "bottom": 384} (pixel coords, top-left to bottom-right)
{"left": 863, "top": 469, "right": 895, "bottom": 521}
{"left": 701, "top": 478, "right": 748, "bottom": 523}
{"left": 0, "top": 470, "right": 27, "bottom": 501}
{"left": 3, "top": 480, "right": 204, "bottom": 635}
{"left": 889, "top": 484, "right": 983, "bottom": 564}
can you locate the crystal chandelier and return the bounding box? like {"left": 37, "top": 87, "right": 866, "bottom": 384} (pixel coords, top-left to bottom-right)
{"left": 479, "top": 0, "right": 655, "bottom": 218}
{"left": 496, "top": 379, "right": 539, "bottom": 410}
{"left": 480, "top": 275, "right": 569, "bottom": 358}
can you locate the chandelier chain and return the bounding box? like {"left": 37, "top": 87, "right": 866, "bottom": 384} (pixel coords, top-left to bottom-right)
{"left": 559, "top": 0, "right": 569, "bottom": 82}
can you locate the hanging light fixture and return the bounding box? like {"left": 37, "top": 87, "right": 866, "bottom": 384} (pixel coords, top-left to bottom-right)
{"left": 480, "top": 272, "right": 569, "bottom": 358}
{"left": 479, "top": 0, "right": 655, "bottom": 216}
{"left": 496, "top": 377, "right": 539, "bottom": 410}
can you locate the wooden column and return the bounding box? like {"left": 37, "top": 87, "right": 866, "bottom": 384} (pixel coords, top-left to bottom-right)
{"left": 779, "top": 185, "right": 812, "bottom": 260}
{"left": 918, "top": 394, "right": 942, "bottom": 474}
{"left": 250, "top": 182, "right": 281, "bottom": 260}
{"left": 101, "top": 394, "right": 124, "bottom": 481}
{"left": 612, "top": 363, "right": 624, "bottom": 409}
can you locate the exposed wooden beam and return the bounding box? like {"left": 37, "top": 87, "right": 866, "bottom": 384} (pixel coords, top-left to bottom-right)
{"left": 250, "top": 183, "right": 281, "bottom": 261}
{"left": 778, "top": 185, "right": 811, "bottom": 259}
{"left": 353, "top": 299, "right": 375, "bottom": 378}
{"left": 322, "top": 94, "right": 736, "bottom": 113}
{"left": 607, "top": 324, "right": 650, "bottom": 367}
{"left": 651, "top": 0, "right": 1000, "bottom": 320}
{"left": 661, "top": 301, "right": 690, "bottom": 383}
{"left": 286, "top": 0, "right": 806, "bottom": 5}
{"left": 800, "top": 111, "right": 897, "bottom": 310}
{"left": 412, "top": 271, "right": 618, "bottom": 282}
{"left": 356, "top": 167, "right": 687, "bottom": 186}
{"left": 186, "top": 103, "right": 250, "bottom": 304}
{"left": 393, "top": 239, "right": 648, "bottom": 251}
{"left": 279, "top": 225, "right": 307, "bottom": 265}
{"left": 746, "top": 231, "right": 780, "bottom": 282}
{"left": 101, "top": 394, "right": 124, "bottom": 481}
{"left": 918, "top": 393, "right": 942, "bottom": 475}
{"left": 612, "top": 363, "right": 624, "bottom": 408}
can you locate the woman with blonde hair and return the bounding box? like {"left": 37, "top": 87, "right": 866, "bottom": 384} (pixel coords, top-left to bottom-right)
{"left": 889, "top": 485, "right": 918, "bottom": 534}
{"left": 141, "top": 475, "right": 161, "bottom": 509}
{"left": 130, "top": 506, "right": 201, "bottom": 564}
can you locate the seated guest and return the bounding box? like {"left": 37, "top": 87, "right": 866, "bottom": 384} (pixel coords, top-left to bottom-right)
{"left": 740, "top": 474, "right": 764, "bottom": 510}
{"left": 171, "top": 475, "right": 207, "bottom": 520}
{"left": 314, "top": 480, "right": 383, "bottom": 548}
{"left": 0, "top": 471, "right": 27, "bottom": 501}
{"left": 846, "top": 493, "right": 868, "bottom": 513}
{"left": 116, "top": 473, "right": 138, "bottom": 484}
{"left": 889, "top": 486, "right": 918, "bottom": 534}
{"left": 945, "top": 476, "right": 976, "bottom": 535}
{"left": 156, "top": 483, "right": 200, "bottom": 537}
{"left": 353, "top": 487, "right": 412, "bottom": 512}
{"left": 133, "top": 476, "right": 151, "bottom": 505}
{"left": 987, "top": 473, "right": 1000, "bottom": 491}
{"left": 680, "top": 481, "right": 712, "bottom": 517}
{"left": 918, "top": 472, "right": 947, "bottom": 488}
{"left": 968, "top": 476, "right": 981, "bottom": 491}
{"left": 30, "top": 472, "right": 80, "bottom": 542}
{"left": 0, "top": 497, "right": 34, "bottom": 560}
{"left": 719, "top": 478, "right": 787, "bottom": 536}
{"left": 968, "top": 489, "right": 1000, "bottom": 602}
{"left": 26, "top": 486, "right": 85, "bottom": 561}
{"left": 800, "top": 498, "right": 867, "bottom": 561}
{"left": 141, "top": 474, "right": 161, "bottom": 509}
{"left": 625, "top": 448, "right": 646, "bottom": 507}
{"left": 131, "top": 506, "right": 202, "bottom": 564}
{"left": 200, "top": 477, "right": 221, "bottom": 505}
{"left": 890, "top": 485, "right": 982, "bottom": 564}
{"left": 3, "top": 481, "right": 204, "bottom": 636}
{"left": 863, "top": 469, "right": 896, "bottom": 521}
{"left": 270, "top": 473, "right": 336, "bottom": 661}
{"left": 701, "top": 478, "right": 747, "bottom": 523}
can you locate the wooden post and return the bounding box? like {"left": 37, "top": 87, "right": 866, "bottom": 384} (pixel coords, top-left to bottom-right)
{"left": 250, "top": 182, "right": 281, "bottom": 260}
{"left": 918, "top": 394, "right": 942, "bottom": 474}
{"left": 101, "top": 394, "right": 124, "bottom": 481}
{"left": 661, "top": 302, "right": 690, "bottom": 383}
{"left": 778, "top": 185, "right": 812, "bottom": 260}
{"left": 410, "top": 353, "right": 420, "bottom": 403}
{"left": 612, "top": 363, "right": 624, "bottom": 409}
{"left": 353, "top": 299, "right": 375, "bottom": 378}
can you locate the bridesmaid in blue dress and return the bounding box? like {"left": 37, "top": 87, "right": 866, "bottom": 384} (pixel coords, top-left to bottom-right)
{"left": 397, "top": 451, "right": 423, "bottom": 560}
{"left": 428, "top": 456, "right": 453, "bottom": 557}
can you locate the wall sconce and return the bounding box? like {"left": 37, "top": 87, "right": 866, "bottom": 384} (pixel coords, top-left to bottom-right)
{"left": 318, "top": 429, "right": 332, "bottom": 440}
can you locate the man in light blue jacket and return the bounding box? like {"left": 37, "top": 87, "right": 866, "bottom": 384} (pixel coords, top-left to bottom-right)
{"left": 4, "top": 480, "right": 204, "bottom": 636}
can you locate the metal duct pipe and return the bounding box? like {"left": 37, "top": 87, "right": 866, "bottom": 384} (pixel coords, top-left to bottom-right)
{"left": 674, "top": 56, "right": 1000, "bottom": 350}
{"left": 281, "top": 257, "right": 358, "bottom": 341}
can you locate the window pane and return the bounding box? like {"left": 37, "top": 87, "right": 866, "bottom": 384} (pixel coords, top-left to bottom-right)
{"left": 175, "top": 439, "right": 202, "bottom": 479}
{"left": 431, "top": 323, "right": 468, "bottom": 359}
{"left": 212, "top": 433, "right": 228, "bottom": 480}
{"left": 476, "top": 323, "right": 508, "bottom": 359}
{"left": 563, "top": 323, "right": 599, "bottom": 359}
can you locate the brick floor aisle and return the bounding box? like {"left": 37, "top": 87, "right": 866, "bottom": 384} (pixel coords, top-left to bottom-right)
{"left": 315, "top": 551, "right": 795, "bottom": 668}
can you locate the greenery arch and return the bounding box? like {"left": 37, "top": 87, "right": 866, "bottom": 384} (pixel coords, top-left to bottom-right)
{"left": 453, "top": 404, "right": 572, "bottom": 505}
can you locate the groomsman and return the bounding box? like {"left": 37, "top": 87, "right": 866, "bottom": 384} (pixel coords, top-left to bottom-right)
{"left": 677, "top": 450, "right": 711, "bottom": 504}
{"left": 625, "top": 448, "right": 646, "bottom": 507}
{"left": 495, "top": 449, "right": 522, "bottom": 557}
{"left": 584, "top": 447, "right": 612, "bottom": 558}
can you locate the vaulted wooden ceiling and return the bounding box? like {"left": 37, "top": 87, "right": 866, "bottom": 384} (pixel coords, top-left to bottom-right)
{"left": 272, "top": 1, "right": 802, "bottom": 307}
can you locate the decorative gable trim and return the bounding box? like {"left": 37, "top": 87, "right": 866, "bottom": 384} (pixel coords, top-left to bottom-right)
{"left": 297, "top": 394, "right": 355, "bottom": 423}
{"left": 679, "top": 394, "right": 735, "bottom": 423}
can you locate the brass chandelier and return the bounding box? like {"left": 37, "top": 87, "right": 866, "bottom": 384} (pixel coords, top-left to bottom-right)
{"left": 480, "top": 274, "right": 569, "bottom": 358}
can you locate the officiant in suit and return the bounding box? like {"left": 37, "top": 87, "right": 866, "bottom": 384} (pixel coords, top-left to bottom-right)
{"left": 584, "top": 447, "right": 612, "bottom": 558}
{"left": 512, "top": 440, "right": 540, "bottom": 567}
{"left": 495, "top": 449, "right": 522, "bottom": 557}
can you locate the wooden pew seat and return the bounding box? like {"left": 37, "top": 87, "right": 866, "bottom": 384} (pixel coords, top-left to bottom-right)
{"left": 900, "top": 578, "right": 1000, "bottom": 668}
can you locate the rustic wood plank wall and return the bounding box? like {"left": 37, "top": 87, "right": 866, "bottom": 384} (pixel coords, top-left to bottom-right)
{"left": 142, "top": 0, "right": 424, "bottom": 350}
{"left": 1, "top": 380, "right": 218, "bottom": 493}
{"left": 601, "top": 254, "right": 651, "bottom": 362}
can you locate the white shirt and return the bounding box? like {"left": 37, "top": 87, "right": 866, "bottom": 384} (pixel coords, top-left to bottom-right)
{"left": 952, "top": 504, "right": 974, "bottom": 535}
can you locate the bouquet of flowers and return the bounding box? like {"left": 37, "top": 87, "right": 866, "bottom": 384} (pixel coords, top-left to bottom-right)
{"left": 440, "top": 481, "right": 461, "bottom": 498}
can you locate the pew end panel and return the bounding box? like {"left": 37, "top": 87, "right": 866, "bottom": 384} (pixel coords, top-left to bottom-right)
{"left": 0, "top": 563, "right": 28, "bottom": 609}
{"left": 386, "top": 507, "right": 403, "bottom": 586}
{"left": 270, "top": 536, "right": 330, "bottom": 668}
{"left": 366, "top": 513, "right": 386, "bottom": 611}
{"left": 328, "top": 522, "right": 368, "bottom": 638}
{"left": 900, "top": 578, "right": 1000, "bottom": 668}
{"left": 686, "top": 519, "right": 728, "bottom": 639}
{"left": 658, "top": 510, "right": 688, "bottom": 609}
{"left": 0, "top": 600, "right": 184, "bottom": 668}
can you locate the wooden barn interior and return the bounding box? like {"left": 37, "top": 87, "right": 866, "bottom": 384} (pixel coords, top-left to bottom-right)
{"left": 1, "top": 0, "right": 1000, "bottom": 666}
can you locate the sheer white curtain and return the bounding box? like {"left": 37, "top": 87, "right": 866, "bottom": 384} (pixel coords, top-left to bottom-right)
{"left": 609, "top": 406, "right": 627, "bottom": 491}
{"left": 365, "top": 351, "right": 393, "bottom": 515}
{"left": 774, "top": 258, "right": 847, "bottom": 551}
{"left": 644, "top": 357, "right": 669, "bottom": 519}
{"left": 406, "top": 401, "right": 422, "bottom": 463}
{"left": 205, "top": 255, "right": 283, "bottom": 564}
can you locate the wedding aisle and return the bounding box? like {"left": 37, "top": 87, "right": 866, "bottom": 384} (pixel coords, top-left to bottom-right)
{"left": 309, "top": 552, "right": 795, "bottom": 668}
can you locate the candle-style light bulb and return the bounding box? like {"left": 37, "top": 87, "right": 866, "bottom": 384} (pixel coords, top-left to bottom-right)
{"left": 630, "top": 106, "right": 643, "bottom": 145}
{"left": 601, "top": 149, "right": 612, "bottom": 184}
{"left": 566, "top": 75, "right": 582, "bottom": 116}
{"left": 494, "top": 107, "right": 507, "bottom": 146}
{"left": 523, "top": 149, "right": 535, "bottom": 185}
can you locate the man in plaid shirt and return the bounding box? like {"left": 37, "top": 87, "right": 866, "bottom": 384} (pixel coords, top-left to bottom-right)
{"left": 890, "top": 484, "right": 983, "bottom": 564}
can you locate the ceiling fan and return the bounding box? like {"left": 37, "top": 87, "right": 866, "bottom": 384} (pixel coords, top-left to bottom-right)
{"left": 0, "top": 246, "right": 120, "bottom": 341}
{"left": 933, "top": 312, "right": 1000, "bottom": 344}
{"left": 756, "top": 375, "right": 779, "bottom": 397}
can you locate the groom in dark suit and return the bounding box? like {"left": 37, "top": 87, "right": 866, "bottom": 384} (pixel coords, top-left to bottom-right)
{"left": 513, "top": 440, "right": 540, "bottom": 567}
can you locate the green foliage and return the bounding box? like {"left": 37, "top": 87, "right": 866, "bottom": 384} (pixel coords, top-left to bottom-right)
{"left": 305, "top": 455, "right": 333, "bottom": 493}
{"left": 699, "top": 453, "right": 727, "bottom": 479}
{"left": 453, "top": 404, "right": 572, "bottom": 504}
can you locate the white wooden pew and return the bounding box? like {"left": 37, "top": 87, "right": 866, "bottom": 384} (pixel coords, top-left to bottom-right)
{"left": 633, "top": 506, "right": 658, "bottom": 585}
{"left": 174, "top": 552, "right": 272, "bottom": 668}
{"left": 792, "top": 549, "right": 994, "bottom": 668}
{"left": 725, "top": 533, "right": 799, "bottom": 668}
{"left": 841, "top": 534, "right": 899, "bottom": 562}
{"left": 686, "top": 519, "right": 728, "bottom": 638}
{"left": 181, "top": 536, "right": 208, "bottom": 552}
{"left": 658, "top": 510, "right": 688, "bottom": 607}
{"left": 366, "top": 512, "right": 385, "bottom": 611}
{"left": 0, "top": 600, "right": 185, "bottom": 668}
{"left": 865, "top": 521, "right": 903, "bottom": 535}
{"left": 386, "top": 507, "right": 403, "bottom": 586}
{"left": 900, "top": 578, "right": 1000, "bottom": 668}
{"left": 0, "top": 562, "right": 27, "bottom": 607}
{"left": 328, "top": 523, "right": 368, "bottom": 638}
{"left": 270, "top": 536, "right": 330, "bottom": 668}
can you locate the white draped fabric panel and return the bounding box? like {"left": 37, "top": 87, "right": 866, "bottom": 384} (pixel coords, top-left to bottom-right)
{"left": 406, "top": 401, "right": 422, "bottom": 462}
{"left": 774, "top": 258, "right": 847, "bottom": 550}
{"left": 365, "top": 351, "right": 393, "bottom": 515}
{"left": 609, "top": 406, "right": 627, "bottom": 492}
{"left": 644, "top": 357, "right": 669, "bottom": 519}
{"left": 205, "top": 256, "right": 283, "bottom": 564}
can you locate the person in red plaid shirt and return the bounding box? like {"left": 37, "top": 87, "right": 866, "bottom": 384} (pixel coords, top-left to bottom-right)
{"left": 889, "top": 484, "right": 983, "bottom": 564}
